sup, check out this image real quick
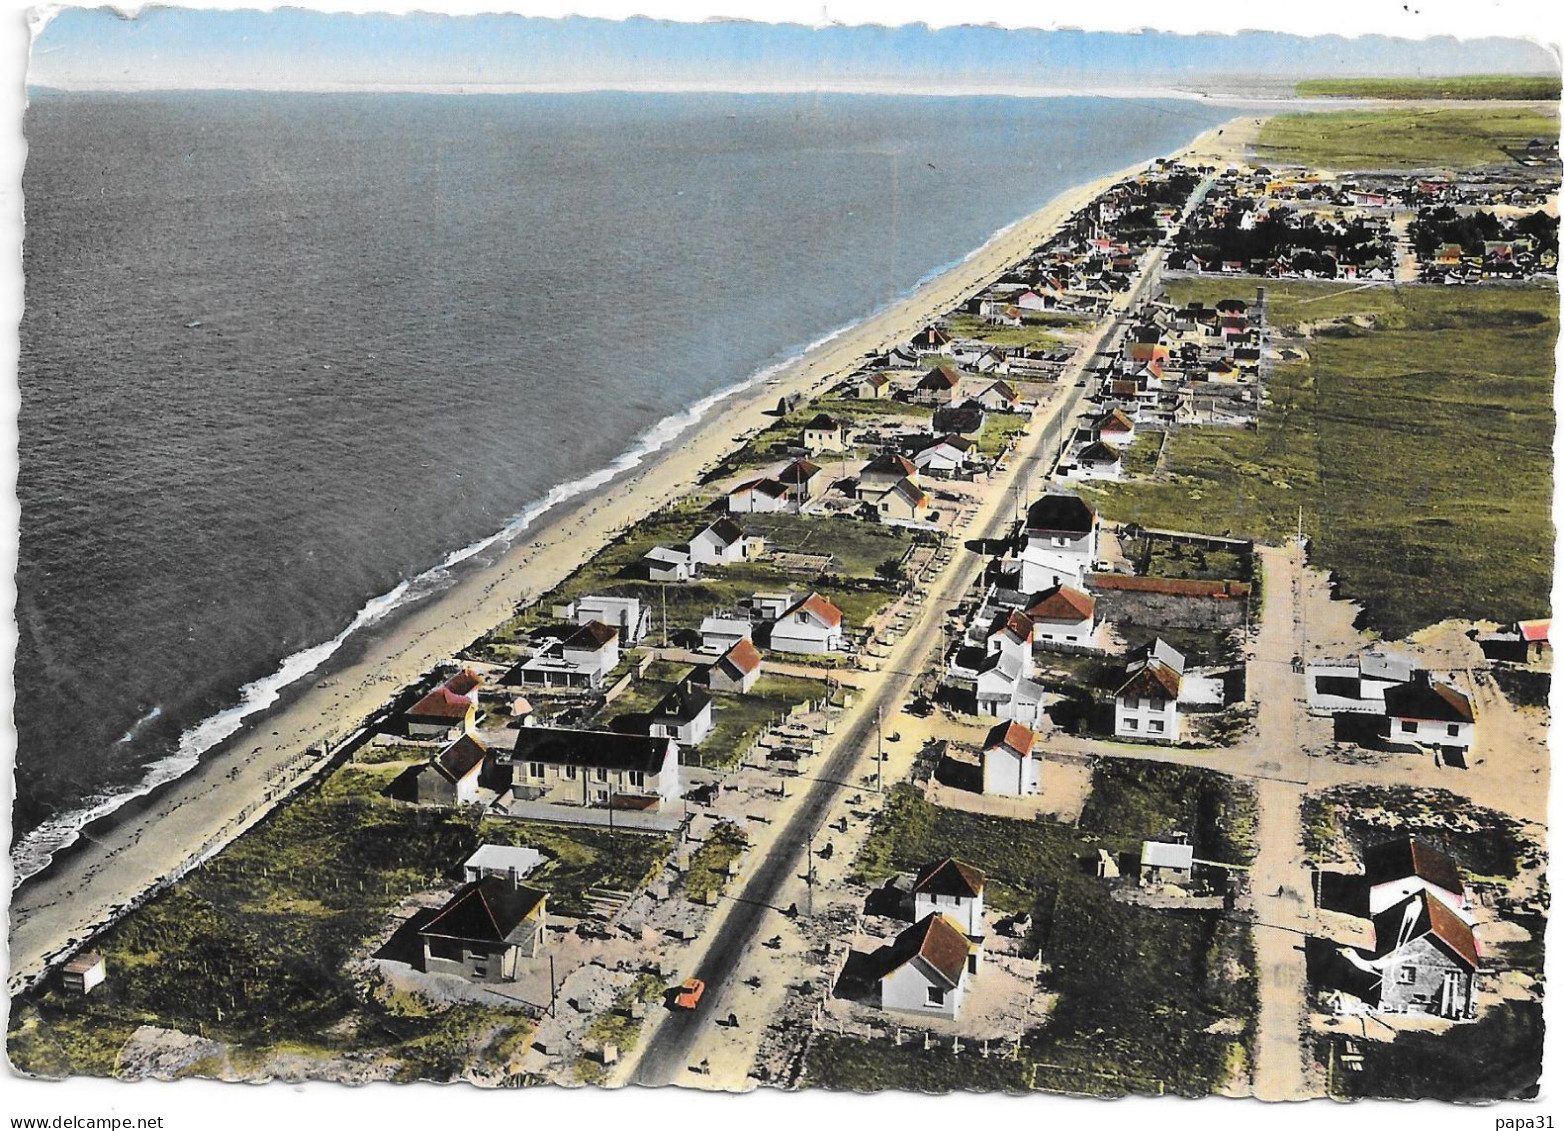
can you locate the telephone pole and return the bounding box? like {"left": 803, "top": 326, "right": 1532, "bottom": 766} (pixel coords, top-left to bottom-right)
{"left": 876, "top": 705, "right": 884, "bottom": 792}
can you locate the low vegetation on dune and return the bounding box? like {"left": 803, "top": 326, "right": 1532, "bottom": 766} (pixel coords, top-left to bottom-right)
{"left": 1254, "top": 106, "right": 1559, "bottom": 170}
{"left": 1294, "top": 75, "right": 1562, "bottom": 102}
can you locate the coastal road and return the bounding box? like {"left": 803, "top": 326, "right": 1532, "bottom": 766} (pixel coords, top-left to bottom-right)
{"left": 625, "top": 216, "right": 1178, "bottom": 1088}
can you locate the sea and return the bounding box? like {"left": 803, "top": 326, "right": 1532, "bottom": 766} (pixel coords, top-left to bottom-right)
{"left": 14, "top": 89, "right": 1240, "bottom": 882}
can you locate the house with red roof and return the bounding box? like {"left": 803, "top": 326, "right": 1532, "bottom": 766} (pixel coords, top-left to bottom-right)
{"left": 1364, "top": 837, "right": 1474, "bottom": 926}
{"left": 727, "top": 476, "right": 793, "bottom": 514}
{"left": 403, "top": 670, "right": 484, "bottom": 739}
{"left": 1025, "top": 584, "right": 1100, "bottom": 651}
{"left": 1347, "top": 891, "right": 1479, "bottom": 1020}
{"left": 1114, "top": 638, "right": 1187, "bottom": 743}
{"left": 1382, "top": 672, "right": 1475, "bottom": 753}
{"left": 769, "top": 592, "right": 846, "bottom": 655}
{"left": 416, "top": 874, "right": 549, "bottom": 983}
{"left": 982, "top": 721, "right": 1040, "bottom": 797}
{"left": 873, "top": 913, "right": 979, "bottom": 1020}
{"left": 411, "top": 733, "right": 489, "bottom": 807}
{"left": 708, "top": 637, "right": 763, "bottom": 694}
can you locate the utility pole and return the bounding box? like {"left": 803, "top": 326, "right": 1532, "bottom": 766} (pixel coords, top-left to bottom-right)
{"left": 549, "top": 955, "right": 558, "bottom": 1018}
{"left": 876, "top": 705, "right": 885, "bottom": 793}
{"left": 661, "top": 585, "right": 669, "bottom": 648}
{"left": 806, "top": 830, "right": 816, "bottom": 917}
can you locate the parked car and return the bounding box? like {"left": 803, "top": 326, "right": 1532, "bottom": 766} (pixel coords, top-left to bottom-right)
{"left": 674, "top": 978, "right": 707, "bottom": 1010}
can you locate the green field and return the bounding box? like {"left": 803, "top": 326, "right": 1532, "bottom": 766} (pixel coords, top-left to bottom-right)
{"left": 946, "top": 312, "right": 1070, "bottom": 350}
{"left": 827, "top": 773, "right": 1255, "bottom": 1096}
{"left": 7, "top": 760, "right": 669, "bottom": 1080}
{"left": 1085, "top": 280, "right": 1555, "bottom": 640}
{"left": 1295, "top": 75, "right": 1562, "bottom": 102}
{"left": 1255, "top": 106, "right": 1559, "bottom": 169}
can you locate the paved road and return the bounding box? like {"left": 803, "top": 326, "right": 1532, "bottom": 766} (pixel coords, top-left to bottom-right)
{"left": 625, "top": 225, "right": 1177, "bottom": 1088}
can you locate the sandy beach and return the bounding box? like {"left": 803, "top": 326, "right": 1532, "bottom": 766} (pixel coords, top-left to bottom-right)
{"left": 6, "top": 113, "right": 1258, "bottom": 994}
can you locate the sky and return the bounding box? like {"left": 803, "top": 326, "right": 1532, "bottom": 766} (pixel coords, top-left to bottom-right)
{"left": 26, "top": 6, "right": 1563, "bottom": 94}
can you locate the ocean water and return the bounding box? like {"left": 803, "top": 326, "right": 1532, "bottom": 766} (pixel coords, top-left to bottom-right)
{"left": 14, "top": 89, "right": 1236, "bottom": 879}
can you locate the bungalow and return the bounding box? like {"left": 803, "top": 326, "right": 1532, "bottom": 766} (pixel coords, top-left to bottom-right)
{"left": 462, "top": 843, "right": 544, "bottom": 886}
{"left": 497, "top": 727, "right": 682, "bottom": 808}
{"left": 973, "top": 348, "right": 1010, "bottom": 376}
{"left": 1382, "top": 673, "right": 1475, "bottom": 753}
{"left": 912, "top": 857, "right": 987, "bottom": 939}
{"left": 1114, "top": 639, "right": 1186, "bottom": 743}
{"left": 1017, "top": 493, "right": 1098, "bottom": 593}
{"left": 1139, "top": 839, "right": 1195, "bottom": 883}
{"left": 417, "top": 875, "right": 549, "bottom": 983}
{"left": 875, "top": 913, "right": 977, "bottom": 1021}
{"left": 932, "top": 401, "right": 987, "bottom": 438}
{"left": 876, "top": 476, "right": 932, "bottom": 525}
{"left": 1364, "top": 837, "right": 1474, "bottom": 925}
{"left": 515, "top": 621, "right": 620, "bottom": 689}
{"left": 770, "top": 592, "right": 846, "bottom": 655}
{"left": 981, "top": 720, "right": 1040, "bottom": 797}
{"left": 1094, "top": 409, "right": 1136, "bottom": 447}
{"left": 709, "top": 637, "right": 763, "bottom": 693}
{"left": 975, "top": 379, "right": 1021, "bottom": 412}
{"left": 855, "top": 371, "right": 892, "bottom": 399}
{"left": 411, "top": 733, "right": 489, "bottom": 806}
{"left": 910, "top": 325, "right": 953, "bottom": 354}
{"left": 699, "top": 613, "right": 754, "bottom": 655}
{"left": 643, "top": 543, "right": 694, "bottom": 583}
{"left": 689, "top": 517, "right": 761, "bottom": 566}
{"left": 1354, "top": 891, "right": 1478, "bottom": 1020}
{"left": 857, "top": 451, "right": 919, "bottom": 501}
{"left": 974, "top": 647, "right": 1047, "bottom": 725}
{"left": 649, "top": 678, "right": 715, "bottom": 745}
{"left": 911, "top": 434, "right": 973, "bottom": 478}
{"left": 403, "top": 670, "right": 484, "bottom": 739}
{"left": 779, "top": 458, "right": 825, "bottom": 504}
{"left": 914, "top": 364, "right": 963, "bottom": 405}
{"left": 1071, "top": 441, "right": 1123, "bottom": 481}
{"left": 803, "top": 413, "right": 846, "bottom": 454}
{"left": 1024, "top": 584, "right": 1099, "bottom": 650}
{"left": 557, "top": 595, "right": 650, "bottom": 644}
{"left": 727, "top": 476, "right": 793, "bottom": 514}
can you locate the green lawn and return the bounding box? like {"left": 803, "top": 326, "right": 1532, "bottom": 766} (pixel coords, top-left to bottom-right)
{"left": 836, "top": 778, "right": 1255, "bottom": 1096}
{"left": 1254, "top": 106, "right": 1559, "bottom": 170}
{"left": 1295, "top": 75, "right": 1562, "bottom": 102}
{"left": 946, "top": 312, "right": 1069, "bottom": 351}
{"left": 683, "top": 821, "right": 749, "bottom": 903}
{"left": 6, "top": 760, "right": 668, "bottom": 1080}
{"left": 1085, "top": 280, "right": 1555, "bottom": 640}
{"left": 1118, "top": 430, "right": 1163, "bottom": 478}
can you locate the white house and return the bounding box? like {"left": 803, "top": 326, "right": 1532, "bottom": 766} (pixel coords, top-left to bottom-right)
{"left": 403, "top": 668, "right": 483, "bottom": 738}
{"left": 974, "top": 648, "right": 1047, "bottom": 725}
{"left": 689, "top": 518, "right": 759, "bottom": 567}
{"left": 912, "top": 434, "right": 973, "bottom": 478}
{"left": 803, "top": 413, "right": 847, "bottom": 454}
{"left": 1140, "top": 839, "right": 1195, "bottom": 883}
{"left": 1024, "top": 584, "right": 1100, "bottom": 650}
{"left": 463, "top": 844, "right": 545, "bottom": 886}
{"left": 875, "top": 477, "right": 931, "bottom": 525}
{"left": 517, "top": 621, "right": 621, "bottom": 689}
{"left": 1114, "top": 639, "right": 1186, "bottom": 743}
{"left": 769, "top": 592, "right": 846, "bottom": 655}
{"left": 912, "top": 858, "right": 987, "bottom": 939}
{"left": 649, "top": 678, "right": 715, "bottom": 745}
{"left": 1363, "top": 837, "right": 1475, "bottom": 926}
{"left": 709, "top": 637, "right": 763, "bottom": 693}
{"left": 1383, "top": 673, "right": 1476, "bottom": 753}
{"left": 876, "top": 914, "right": 977, "bottom": 1021}
{"left": 643, "top": 544, "right": 694, "bottom": 582}
{"left": 727, "top": 477, "right": 793, "bottom": 514}
{"left": 982, "top": 720, "right": 1041, "bottom": 797}
{"left": 1071, "top": 440, "right": 1123, "bottom": 481}
{"left": 1017, "top": 494, "right": 1099, "bottom": 592}
{"left": 699, "top": 613, "right": 754, "bottom": 655}
{"left": 557, "top": 595, "right": 651, "bottom": 644}
{"left": 975, "top": 379, "right": 1021, "bottom": 412}
{"left": 1094, "top": 408, "right": 1137, "bottom": 446}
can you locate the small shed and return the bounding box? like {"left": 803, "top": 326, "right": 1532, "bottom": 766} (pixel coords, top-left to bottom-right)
{"left": 1140, "top": 840, "right": 1195, "bottom": 883}
{"left": 62, "top": 952, "right": 106, "bottom": 995}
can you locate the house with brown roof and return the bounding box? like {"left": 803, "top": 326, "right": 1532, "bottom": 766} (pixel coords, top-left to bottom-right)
{"left": 727, "top": 476, "right": 793, "bottom": 514}
{"left": 1346, "top": 891, "right": 1479, "bottom": 1020}
{"left": 1383, "top": 672, "right": 1475, "bottom": 753}
{"left": 1025, "top": 584, "right": 1100, "bottom": 651}
{"left": 411, "top": 733, "right": 489, "bottom": 807}
{"left": 778, "top": 458, "right": 825, "bottom": 504}
{"left": 855, "top": 370, "right": 892, "bottom": 399}
{"left": 688, "top": 517, "right": 760, "bottom": 566}
{"left": 403, "top": 669, "right": 484, "bottom": 739}
{"left": 914, "top": 364, "right": 963, "bottom": 405}
{"left": 803, "top": 413, "right": 847, "bottom": 454}
{"left": 874, "top": 913, "right": 978, "bottom": 1020}
{"left": 512, "top": 620, "right": 621, "bottom": 689}
{"left": 875, "top": 476, "right": 931, "bottom": 525}
{"left": 416, "top": 874, "right": 549, "bottom": 983}
{"left": 708, "top": 637, "right": 763, "bottom": 693}
{"left": 1364, "top": 837, "right": 1474, "bottom": 925}
{"left": 858, "top": 451, "right": 919, "bottom": 501}
{"left": 910, "top": 325, "right": 953, "bottom": 355}
{"left": 769, "top": 591, "right": 846, "bottom": 655}
{"left": 975, "top": 379, "right": 1021, "bottom": 412}
{"left": 982, "top": 721, "right": 1040, "bottom": 797}
{"left": 1094, "top": 408, "right": 1137, "bottom": 447}
{"left": 1114, "top": 638, "right": 1186, "bottom": 743}
{"left": 912, "top": 858, "right": 987, "bottom": 939}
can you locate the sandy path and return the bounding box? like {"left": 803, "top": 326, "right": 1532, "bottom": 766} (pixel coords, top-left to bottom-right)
{"left": 7, "top": 114, "right": 1258, "bottom": 995}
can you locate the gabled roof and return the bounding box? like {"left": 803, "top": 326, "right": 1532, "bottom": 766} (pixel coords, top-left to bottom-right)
{"left": 983, "top": 379, "right": 1020, "bottom": 402}
{"left": 1144, "top": 637, "right": 1187, "bottom": 675}
{"left": 1077, "top": 441, "right": 1122, "bottom": 464}
{"left": 805, "top": 413, "right": 841, "bottom": 431}
{"left": 863, "top": 451, "right": 918, "bottom": 479}
{"left": 1363, "top": 837, "right": 1465, "bottom": 896}
{"left": 653, "top": 678, "right": 713, "bottom": 725}
{"left": 984, "top": 720, "right": 1036, "bottom": 759}
{"left": 1025, "top": 584, "right": 1096, "bottom": 624}
{"left": 444, "top": 669, "right": 483, "bottom": 697}
{"left": 1025, "top": 493, "right": 1096, "bottom": 535}
{"left": 1383, "top": 673, "right": 1474, "bottom": 724}
{"left": 408, "top": 685, "right": 477, "bottom": 722}
{"left": 420, "top": 876, "right": 546, "bottom": 944}
{"left": 878, "top": 914, "right": 972, "bottom": 989}
{"left": 780, "top": 458, "right": 823, "bottom": 485}
{"left": 887, "top": 477, "right": 929, "bottom": 508}
{"left": 432, "top": 734, "right": 488, "bottom": 784}
{"left": 511, "top": 727, "right": 676, "bottom": 774}
{"left": 565, "top": 620, "right": 619, "bottom": 650}
{"left": 913, "top": 857, "right": 987, "bottom": 899}
{"left": 731, "top": 477, "right": 790, "bottom": 499}
{"left": 918, "top": 364, "right": 962, "bottom": 390}
{"left": 703, "top": 517, "right": 746, "bottom": 547}
{"left": 1371, "top": 891, "right": 1478, "bottom": 971}
{"left": 715, "top": 637, "right": 763, "bottom": 678}
{"left": 859, "top": 371, "right": 892, "bottom": 388}
{"left": 1518, "top": 618, "right": 1550, "bottom": 643}
{"left": 783, "top": 591, "right": 844, "bottom": 628}
{"left": 1097, "top": 408, "right": 1135, "bottom": 434}
{"left": 986, "top": 609, "right": 1034, "bottom": 645}
{"left": 1116, "top": 658, "right": 1182, "bottom": 702}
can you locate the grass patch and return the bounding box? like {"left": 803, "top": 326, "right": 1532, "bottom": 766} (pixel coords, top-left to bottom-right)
{"left": 1254, "top": 105, "right": 1559, "bottom": 170}
{"left": 946, "top": 312, "right": 1069, "bottom": 350}
{"left": 1300, "top": 784, "right": 1540, "bottom": 880}
{"left": 1077, "top": 760, "right": 1258, "bottom": 864}
{"left": 573, "top": 973, "right": 667, "bottom": 1084}
{"left": 1085, "top": 280, "right": 1555, "bottom": 639}
{"left": 683, "top": 821, "right": 748, "bottom": 903}
{"left": 1489, "top": 665, "right": 1552, "bottom": 710}
{"left": 841, "top": 781, "right": 1254, "bottom": 1095}
{"left": 1295, "top": 75, "right": 1562, "bottom": 102}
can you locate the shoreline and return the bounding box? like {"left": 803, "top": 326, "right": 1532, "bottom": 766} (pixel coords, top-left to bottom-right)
{"left": 6, "top": 112, "right": 1257, "bottom": 995}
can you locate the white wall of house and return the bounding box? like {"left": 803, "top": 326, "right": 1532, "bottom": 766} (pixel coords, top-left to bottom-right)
{"left": 771, "top": 616, "right": 843, "bottom": 654}
{"left": 1388, "top": 716, "right": 1474, "bottom": 750}
{"left": 880, "top": 960, "right": 965, "bottom": 1020}
{"left": 982, "top": 747, "right": 1040, "bottom": 798}
{"left": 1369, "top": 879, "right": 1474, "bottom": 925}
{"left": 913, "top": 892, "right": 984, "bottom": 939}
{"left": 1032, "top": 618, "right": 1099, "bottom": 650}
{"left": 728, "top": 489, "right": 789, "bottom": 514}
{"left": 1115, "top": 693, "right": 1181, "bottom": 742}
{"left": 650, "top": 703, "right": 714, "bottom": 746}
{"left": 1019, "top": 527, "right": 1097, "bottom": 592}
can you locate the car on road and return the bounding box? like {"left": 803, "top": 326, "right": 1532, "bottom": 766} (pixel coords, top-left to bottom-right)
{"left": 674, "top": 978, "right": 706, "bottom": 1010}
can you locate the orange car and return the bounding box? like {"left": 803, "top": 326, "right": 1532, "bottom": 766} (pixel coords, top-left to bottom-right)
{"left": 674, "top": 978, "right": 706, "bottom": 1010}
